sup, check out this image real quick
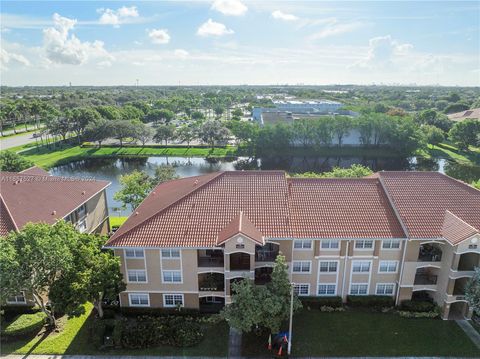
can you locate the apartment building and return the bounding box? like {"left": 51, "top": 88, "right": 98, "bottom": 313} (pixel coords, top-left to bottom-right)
{"left": 1, "top": 167, "right": 111, "bottom": 306}
{"left": 105, "top": 171, "right": 480, "bottom": 320}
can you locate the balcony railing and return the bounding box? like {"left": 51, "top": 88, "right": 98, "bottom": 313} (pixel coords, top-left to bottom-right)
{"left": 199, "top": 281, "right": 225, "bottom": 292}
{"left": 414, "top": 274, "right": 438, "bottom": 285}
{"left": 198, "top": 256, "right": 224, "bottom": 267}
{"left": 418, "top": 252, "right": 442, "bottom": 262}
{"left": 255, "top": 250, "right": 279, "bottom": 262}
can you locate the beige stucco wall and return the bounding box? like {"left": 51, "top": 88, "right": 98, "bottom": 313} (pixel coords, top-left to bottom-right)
{"left": 85, "top": 190, "right": 109, "bottom": 234}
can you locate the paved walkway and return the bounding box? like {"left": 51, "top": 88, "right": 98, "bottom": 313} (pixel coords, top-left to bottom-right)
{"left": 228, "top": 327, "right": 242, "bottom": 358}
{"left": 456, "top": 319, "right": 480, "bottom": 350}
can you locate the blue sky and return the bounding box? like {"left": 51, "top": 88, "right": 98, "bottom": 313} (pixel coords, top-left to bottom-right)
{"left": 1, "top": 1, "right": 479, "bottom": 86}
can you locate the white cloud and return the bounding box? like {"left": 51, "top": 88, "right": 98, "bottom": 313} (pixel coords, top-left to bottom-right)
{"left": 211, "top": 0, "right": 247, "bottom": 16}
{"left": 98, "top": 6, "right": 139, "bottom": 27}
{"left": 148, "top": 29, "right": 170, "bottom": 44}
{"left": 271, "top": 10, "right": 299, "bottom": 22}
{"left": 43, "top": 13, "right": 113, "bottom": 65}
{"left": 353, "top": 35, "right": 413, "bottom": 69}
{"left": 310, "top": 20, "right": 364, "bottom": 40}
{"left": 0, "top": 48, "right": 30, "bottom": 70}
{"left": 174, "top": 49, "right": 189, "bottom": 59}
{"left": 197, "top": 19, "right": 234, "bottom": 37}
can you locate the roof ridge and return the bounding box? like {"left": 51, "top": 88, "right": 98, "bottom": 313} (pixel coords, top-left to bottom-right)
{"left": 377, "top": 176, "right": 409, "bottom": 238}
{"left": 0, "top": 194, "right": 18, "bottom": 232}
{"left": 108, "top": 172, "right": 225, "bottom": 244}
{"left": 445, "top": 209, "right": 479, "bottom": 233}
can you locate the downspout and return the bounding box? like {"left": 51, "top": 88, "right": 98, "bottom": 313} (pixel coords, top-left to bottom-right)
{"left": 341, "top": 240, "right": 350, "bottom": 301}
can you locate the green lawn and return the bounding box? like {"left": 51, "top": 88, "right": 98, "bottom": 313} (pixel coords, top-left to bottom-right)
{"left": 2, "top": 303, "right": 229, "bottom": 356}
{"left": 14, "top": 144, "right": 239, "bottom": 169}
{"left": 426, "top": 142, "right": 480, "bottom": 166}
{"left": 110, "top": 216, "right": 128, "bottom": 228}
{"left": 242, "top": 310, "right": 480, "bottom": 357}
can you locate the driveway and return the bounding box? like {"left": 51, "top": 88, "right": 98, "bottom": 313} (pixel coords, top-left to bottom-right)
{"left": 0, "top": 132, "right": 40, "bottom": 150}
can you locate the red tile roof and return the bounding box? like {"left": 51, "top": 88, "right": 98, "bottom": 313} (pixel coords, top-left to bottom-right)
{"left": 105, "top": 170, "right": 480, "bottom": 248}
{"left": 107, "top": 171, "right": 290, "bottom": 247}
{"left": 288, "top": 178, "right": 405, "bottom": 239}
{"left": 379, "top": 171, "right": 480, "bottom": 239}
{"left": 0, "top": 171, "right": 110, "bottom": 236}
{"left": 216, "top": 211, "right": 264, "bottom": 245}
{"left": 442, "top": 210, "right": 478, "bottom": 245}
{"left": 19, "top": 166, "right": 51, "bottom": 176}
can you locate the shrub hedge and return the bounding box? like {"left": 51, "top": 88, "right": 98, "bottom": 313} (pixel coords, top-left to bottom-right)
{"left": 400, "top": 300, "right": 437, "bottom": 313}
{"left": 1, "top": 312, "right": 46, "bottom": 337}
{"left": 120, "top": 306, "right": 204, "bottom": 318}
{"left": 300, "top": 296, "right": 343, "bottom": 309}
{"left": 347, "top": 295, "right": 395, "bottom": 308}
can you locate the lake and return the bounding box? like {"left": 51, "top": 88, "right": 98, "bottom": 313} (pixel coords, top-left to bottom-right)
{"left": 49, "top": 155, "right": 480, "bottom": 216}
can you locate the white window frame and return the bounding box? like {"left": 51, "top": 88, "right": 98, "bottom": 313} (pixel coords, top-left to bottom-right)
{"left": 125, "top": 249, "right": 145, "bottom": 258}
{"left": 163, "top": 293, "right": 184, "bottom": 308}
{"left": 317, "top": 284, "right": 337, "bottom": 296}
{"left": 352, "top": 260, "right": 371, "bottom": 273}
{"left": 378, "top": 261, "right": 398, "bottom": 273}
{"left": 350, "top": 283, "right": 369, "bottom": 295}
{"left": 293, "top": 240, "right": 313, "bottom": 250}
{"left": 162, "top": 270, "right": 183, "bottom": 283}
{"left": 294, "top": 284, "right": 310, "bottom": 296}
{"left": 319, "top": 261, "right": 338, "bottom": 273}
{"left": 292, "top": 260, "right": 311, "bottom": 274}
{"left": 321, "top": 239, "right": 340, "bottom": 250}
{"left": 355, "top": 240, "right": 374, "bottom": 250}
{"left": 128, "top": 293, "right": 150, "bottom": 307}
{"left": 376, "top": 283, "right": 396, "bottom": 295}
{"left": 77, "top": 218, "right": 87, "bottom": 233}
{"left": 127, "top": 269, "right": 147, "bottom": 283}
{"left": 161, "top": 249, "right": 181, "bottom": 259}
{"left": 382, "top": 239, "right": 401, "bottom": 250}
{"left": 6, "top": 291, "right": 26, "bottom": 304}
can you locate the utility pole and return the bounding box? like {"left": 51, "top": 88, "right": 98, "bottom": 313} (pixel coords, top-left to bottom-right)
{"left": 288, "top": 282, "right": 294, "bottom": 355}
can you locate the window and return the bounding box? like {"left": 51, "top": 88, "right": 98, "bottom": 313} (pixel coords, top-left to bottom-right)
{"left": 7, "top": 292, "right": 26, "bottom": 304}
{"left": 294, "top": 284, "right": 310, "bottom": 296}
{"left": 77, "top": 203, "right": 87, "bottom": 218}
{"left": 355, "top": 240, "right": 373, "bottom": 249}
{"left": 205, "top": 296, "right": 223, "bottom": 303}
{"left": 125, "top": 249, "right": 144, "bottom": 258}
{"left": 161, "top": 249, "right": 181, "bottom": 258}
{"left": 127, "top": 270, "right": 147, "bottom": 282}
{"left": 379, "top": 261, "right": 398, "bottom": 273}
{"left": 352, "top": 261, "right": 371, "bottom": 273}
{"left": 319, "top": 261, "right": 337, "bottom": 273}
{"left": 292, "top": 261, "right": 311, "bottom": 273}
{"left": 77, "top": 218, "right": 87, "bottom": 233}
{"left": 376, "top": 283, "right": 395, "bottom": 295}
{"left": 129, "top": 293, "right": 149, "bottom": 306}
{"left": 293, "top": 240, "right": 312, "bottom": 249}
{"left": 382, "top": 239, "right": 401, "bottom": 249}
{"left": 317, "top": 284, "right": 336, "bottom": 296}
{"left": 350, "top": 284, "right": 368, "bottom": 295}
{"left": 163, "top": 270, "right": 182, "bottom": 283}
{"left": 321, "top": 240, "right": 339, "bottom": 249}
{"left": 164, "top": 294, "right": 184, "bottom": 307}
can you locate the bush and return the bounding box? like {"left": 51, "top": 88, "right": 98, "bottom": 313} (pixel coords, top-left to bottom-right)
{"left": 113, "top": 319, "right": 123, "bottom": 349}
{"left": 120, "top": 315, "right": 204, "bottom": 349}
{"left": 347, "top": 295, "right": 395, "bottom": 309}
{"left": 398, "top": 310, "right": 439, "bottom": 318}
{"left": 1, "top": 312, "right": 46, "bottom": 337}
{"left": 400, "top": 300, "right": 436, "bottom": 313}
{"left": 300, "top": 296, "right": 343, "bottom": 309}
{"left": 120, "top": 306, "right": 203, "bottom": 318}
{"left": 102, "top": 309, "right": 116, "bottom": 319}
{"left": 91, "top": 319, "right": 107, "bottom": 349}
{"left": 1, "top": 305, "right": 38, "bottom": 321}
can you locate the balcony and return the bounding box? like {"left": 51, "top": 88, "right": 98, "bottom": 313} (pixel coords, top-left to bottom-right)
{"left": 198, "top": 273, "right": 225, "bottom": 292}
{"left": 458, "top": 253, "right": 480, "bottom": 272}
{"left": 255, "top": 267, "right": 273, "bottom": 285}
{"left": 414, "top": 274, "right": 438, "bottom": 285}
{"left": 198, "top": 250, "right": 224, "bottom": 268}
{"left": 418, "top": 243, "right": 442, "bottom": 262}
{"left": 255, "top": 243, "right": 279, "bottom": 262}
{"left": 230, "top": 252, "right": 251, "bottom": 271}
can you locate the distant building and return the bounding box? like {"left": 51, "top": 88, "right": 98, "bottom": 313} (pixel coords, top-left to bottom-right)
{"left": 448, "top": 108, "right": 480, "bottom": 122}
{"left": 252, "top": 99, "right": 344, "bottom": 122}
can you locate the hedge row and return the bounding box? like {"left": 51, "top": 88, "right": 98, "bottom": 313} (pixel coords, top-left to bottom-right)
{"left": 1, "top": 312, "right": 46, "bottom": 337}
{"left": 400, "top": 300, "right": 437, "bottom": 313}
{"left": 347, "top": 295, "right": 395, "bottom": 308}
{"left": 300, "top": 296, "right": 343, "bottom": 309}
{"left": 119, "top": 306, "right": 205, "bottom": 318}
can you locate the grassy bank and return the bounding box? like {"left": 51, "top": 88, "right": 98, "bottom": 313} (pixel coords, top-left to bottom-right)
{"left": 425, "top": 142, "right": 480, "bottom": 165}
{"left": 15, "top": 144, "right": 240, "bottom": 169}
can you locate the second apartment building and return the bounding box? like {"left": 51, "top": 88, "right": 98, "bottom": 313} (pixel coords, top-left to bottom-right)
{"left": 105, "top": 171, "right": 480, "bottom": 319}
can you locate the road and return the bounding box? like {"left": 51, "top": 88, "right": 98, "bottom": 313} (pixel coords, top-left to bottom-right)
{"left": 0, "top": 132, "right": 39, "bottom": 150}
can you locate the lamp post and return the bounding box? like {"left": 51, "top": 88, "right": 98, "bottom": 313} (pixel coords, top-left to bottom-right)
{"left": 288, "top": 282, "right": 294, "bottom": 355}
